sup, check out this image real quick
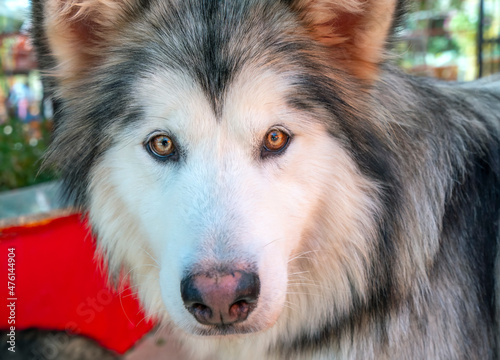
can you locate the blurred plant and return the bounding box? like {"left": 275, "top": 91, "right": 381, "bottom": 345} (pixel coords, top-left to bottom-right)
{"left": 0, "top": 116, "right": 55, "bottom": 191}
{"left": 427, "top": 35, "right": 459, "bottom": 56}
{"left": 449, "top": 11, "right": 477, "bottom": 59}
{"left": 0, "top": 15, "right": 24, "bottom": 34}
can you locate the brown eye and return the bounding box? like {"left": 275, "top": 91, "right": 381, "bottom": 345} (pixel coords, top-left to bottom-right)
{"left": 263, "top": 129, "right": 290, "bottom": 153}
{"left": 147, "top": 134, "right": 177, "bottom": 160}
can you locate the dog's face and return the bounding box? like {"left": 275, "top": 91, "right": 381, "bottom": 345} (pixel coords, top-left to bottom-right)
{"left": 89, "top": 65, "right": 371, "bottom": 335}
{"left": 37, "top": 0, "right": 397, "bottom": 338}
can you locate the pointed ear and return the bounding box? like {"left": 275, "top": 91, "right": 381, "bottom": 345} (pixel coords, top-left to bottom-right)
{"left": 291, "top": 0, "right": 399, "bottom": 80}
{"left": 41, "top": 0, "right": 140, "bottom": 81}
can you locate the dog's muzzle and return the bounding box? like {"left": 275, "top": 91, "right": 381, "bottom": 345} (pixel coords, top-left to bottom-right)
{"left": 181, "top": 269, "right": 260, "bottom": 326}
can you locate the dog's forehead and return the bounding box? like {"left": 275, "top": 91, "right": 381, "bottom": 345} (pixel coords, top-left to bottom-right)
{"left": 138, "top": 64, "right": 293, "bottom": 140}
{"left": 137, "top": 0, "right": 301, "bottom": 118}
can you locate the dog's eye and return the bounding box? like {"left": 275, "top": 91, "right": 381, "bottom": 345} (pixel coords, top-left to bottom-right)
{"left": 262, "top": 129, "right": 290, "bottom": 156}
{"left": 147, "top": 134, "right": 177, "bottom": 160}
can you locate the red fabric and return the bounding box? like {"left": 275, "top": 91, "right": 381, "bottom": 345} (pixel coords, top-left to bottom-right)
{"left": 0, "top": 214, "right": 155, "bottom": 354}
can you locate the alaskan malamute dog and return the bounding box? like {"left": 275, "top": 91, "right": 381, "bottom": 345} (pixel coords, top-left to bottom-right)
{"left": 32, "top": 0, "right": 500, "bottom": 358}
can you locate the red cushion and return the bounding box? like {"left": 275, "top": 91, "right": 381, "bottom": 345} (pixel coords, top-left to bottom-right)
{"left": 0, "top": 214, "right": 155, "bottom": 354}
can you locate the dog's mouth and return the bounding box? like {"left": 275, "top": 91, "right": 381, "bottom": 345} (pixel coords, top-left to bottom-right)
{"left": 183, "top": 302, "right": 275, "bottom": 336}
{"left": 190, "top": 323, "right": 261, "bottom": 336}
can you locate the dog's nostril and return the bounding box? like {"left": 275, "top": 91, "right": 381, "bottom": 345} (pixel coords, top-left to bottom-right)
{"left": 190, "top": 302, "right": 212, "bottom": 319}
{"left": 229, "top": 300, "right": 251, "bottom": 319}
{"left": 192, "top": 303, "right": 209, "bottom": 312}
{"left": 180, "top": 270, "right": 260, "bottom": 326}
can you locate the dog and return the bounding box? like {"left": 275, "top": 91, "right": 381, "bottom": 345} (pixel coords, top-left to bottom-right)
{"left": 31, "top": 0, "right": 500, "bottom": 358}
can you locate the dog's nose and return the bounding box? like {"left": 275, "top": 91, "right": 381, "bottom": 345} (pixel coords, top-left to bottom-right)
{"left": 181, "top": 270, "right": 260, "bottom": 326}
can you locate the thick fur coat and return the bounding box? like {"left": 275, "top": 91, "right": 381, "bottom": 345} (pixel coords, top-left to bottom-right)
{"left": 32, "top": 0, "right": 500, "bottom": 358}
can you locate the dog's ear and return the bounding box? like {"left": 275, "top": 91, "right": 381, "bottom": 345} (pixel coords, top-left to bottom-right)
{"left": 41, "top": 0, "right": 140, "bottom": 81}
{"left": 290, "top": 0, "right": 399, "bottom": 80}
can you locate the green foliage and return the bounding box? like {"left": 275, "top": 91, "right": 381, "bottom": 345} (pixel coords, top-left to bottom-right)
{"left": 0, "top": 15, "right": 24, "bottom": 34}
{"left": 449, "top": 11, "right": 477, "bottom": 58}
{"left": 427, "top": 36, "right": 460, "bottom": 56}
{"left": 0, "top": 117, "right": 56, "bottom": 191}
{"left": 417, "top": 0, "right": 464, "bottom": 11}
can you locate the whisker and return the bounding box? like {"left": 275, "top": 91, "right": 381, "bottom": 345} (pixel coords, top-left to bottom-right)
{"left": 141, "top": 247, "right": 160, "bottom": 267}
{"left": 287, "top": 250, "right": 320, "bottom": 264}
{"left": 262, "top": 237, "right": 284, "bottom": 249}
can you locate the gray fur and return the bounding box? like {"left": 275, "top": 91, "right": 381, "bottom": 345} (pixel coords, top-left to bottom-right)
{"left": 31, "top": 0, "right": 500, "bottom": 358}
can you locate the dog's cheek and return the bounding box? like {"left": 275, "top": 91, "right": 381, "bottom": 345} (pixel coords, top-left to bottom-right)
{"left": 259, "top": 130, "right": 335, "bottom": 252}
{"left": 86, "top": 148, "right": 171, "bottom": 318}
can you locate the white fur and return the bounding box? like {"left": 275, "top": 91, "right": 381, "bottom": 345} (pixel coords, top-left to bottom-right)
{"left": 88, "top": 65, "right": 381, "bottom": 359}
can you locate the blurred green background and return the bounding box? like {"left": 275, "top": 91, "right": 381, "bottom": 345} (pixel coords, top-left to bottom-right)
{"left": 0, "top": 0, "right": 499, "bottom": 192}
{"left": 1, "top": 0, "right": 56, "bottom": 191}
